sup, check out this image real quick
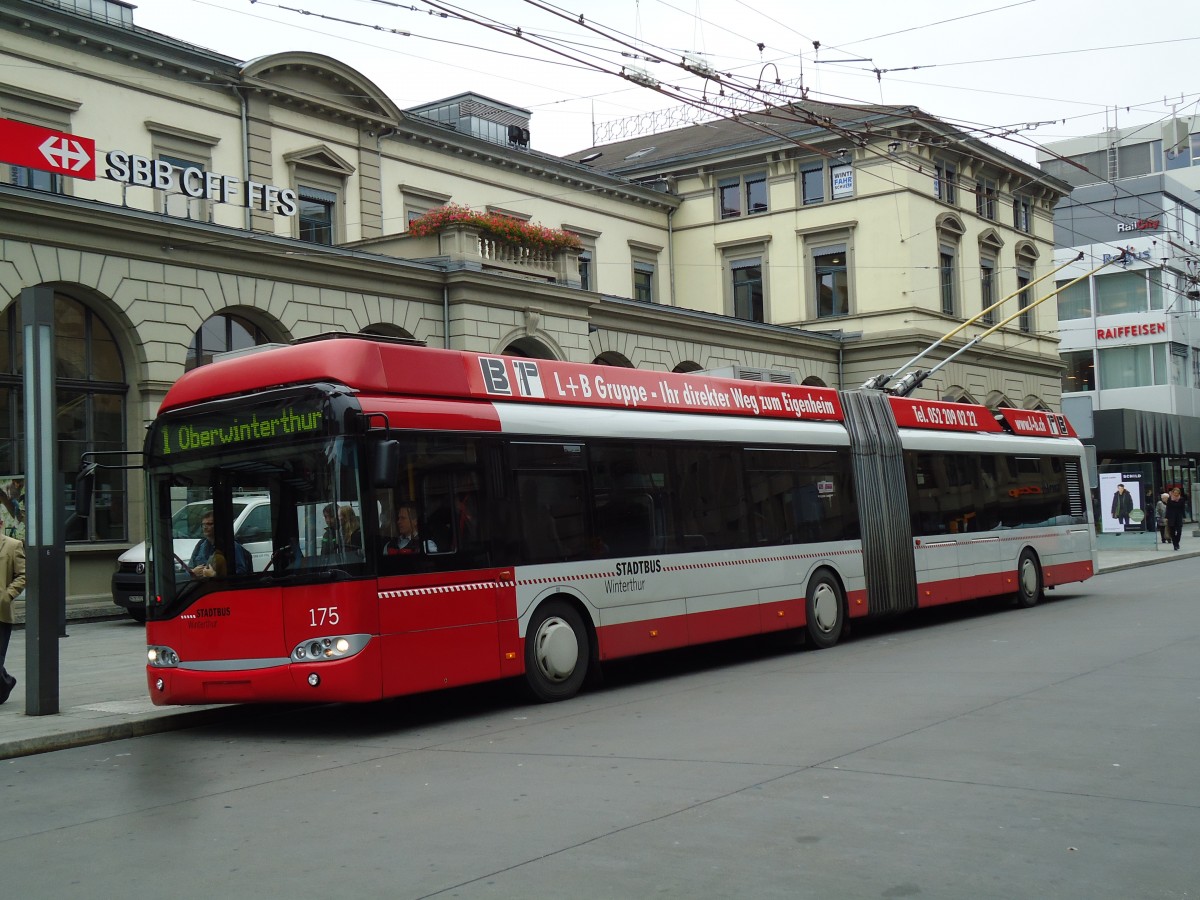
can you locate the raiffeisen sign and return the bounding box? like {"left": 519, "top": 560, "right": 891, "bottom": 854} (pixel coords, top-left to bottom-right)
{"left": 0, "top": 117, "right": 297, "bottom": 216}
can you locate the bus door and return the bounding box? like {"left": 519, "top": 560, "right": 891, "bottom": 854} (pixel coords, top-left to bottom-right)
{"left": 375, "top": 448, "right": 512, "bottom": 696}
{"left": 377, "top": 566, "right": 508, "bottom": 696}
{"left": 907, "top": 452, "right": 999, "bottom": 605}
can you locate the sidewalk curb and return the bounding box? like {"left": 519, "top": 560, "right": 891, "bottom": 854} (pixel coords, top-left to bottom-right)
{"left": 1097, "top": 549, "right": 1200, "bottom": 576}
{"left": 0, "top": 706, "right": 241, "bottom": 760}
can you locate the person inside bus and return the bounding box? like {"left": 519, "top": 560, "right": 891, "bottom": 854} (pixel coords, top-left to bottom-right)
{"left": 384, "top": 503, "right": 437, "bottom": 555}
{"left": 320, "top": 503, "right": 339, "bottom": 554}
{"left": 339, "top": 505, "right": 362, "bottom": 552}
{"left": 189, "top": 510, "right": 251, "bottom": 577}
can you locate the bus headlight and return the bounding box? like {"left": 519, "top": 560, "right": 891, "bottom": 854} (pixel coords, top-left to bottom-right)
{"left": 290, "top": 634, "right": 369, "bottom": 663}
{"left": 147, "top": 645, "right": 180, "bottom": 667}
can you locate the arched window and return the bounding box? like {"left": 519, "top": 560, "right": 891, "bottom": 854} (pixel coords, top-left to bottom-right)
{"left": 186, "top": 313, "right": 271, "bottom": 371}
{"left": 592, "top": 351, "right": 634, "bottom": 367}
{"left": 0, "top": 294, "right": 128, "bottom": 542}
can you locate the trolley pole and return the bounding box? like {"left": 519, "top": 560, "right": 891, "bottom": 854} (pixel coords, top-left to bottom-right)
{"left": 21, "top": 285, "right": 63, "bottom": 715}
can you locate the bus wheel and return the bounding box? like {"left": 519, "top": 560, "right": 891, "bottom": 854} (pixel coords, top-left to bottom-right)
{"left": 524, "top": 600, "right": 589, "bottom": 702}
{"left": 805, "top": 570, "right": 844, "bottom": 650}
{"left": 1014, "top": 550, "right": 1043, "bottom": 608}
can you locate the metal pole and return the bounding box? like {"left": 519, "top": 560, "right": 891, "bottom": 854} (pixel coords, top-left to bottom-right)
{"left": 20, "top": 285, "right": 62, "bottom": 715}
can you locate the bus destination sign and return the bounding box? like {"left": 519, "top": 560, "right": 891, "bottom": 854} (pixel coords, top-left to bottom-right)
{"left": 157, "top": 403, "right": 325, "bottom": 457}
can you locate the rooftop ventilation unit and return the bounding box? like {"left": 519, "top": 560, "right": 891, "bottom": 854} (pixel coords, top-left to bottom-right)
{"left": 507, "top": 125, "right": 531, "bottom": 148}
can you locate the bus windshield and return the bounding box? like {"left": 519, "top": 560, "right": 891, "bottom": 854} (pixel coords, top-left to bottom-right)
{"left": 146, "top": 433, "right": 366, "bottom": 615}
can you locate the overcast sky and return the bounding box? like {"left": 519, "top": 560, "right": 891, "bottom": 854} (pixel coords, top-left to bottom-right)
{"left": 130, "top": 0, "right": 1198, "bottom": 164}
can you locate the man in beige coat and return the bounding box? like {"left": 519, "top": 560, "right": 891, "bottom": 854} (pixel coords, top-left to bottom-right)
{"left": 0, "top": 534, "right": 26, "bottom": 704}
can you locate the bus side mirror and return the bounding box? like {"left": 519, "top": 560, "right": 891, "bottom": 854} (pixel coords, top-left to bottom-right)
{"left": 75, "top": 463, "right": 97, "bottom": 520}
{"left": 371, "top": 439, "right": 400, "bottom": 488}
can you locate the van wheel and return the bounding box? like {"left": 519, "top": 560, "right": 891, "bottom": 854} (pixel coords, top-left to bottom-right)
{"left": 524, "top": 600, "right": 589, "bottom": 702}
{"left": 1014, "top": 550, "right": 1043, "bottom": 608}
{"left": 128, "top": 608, "right": 147, "bottom": 624}
{"left": 805, "top": 570, "right": 845, "bottom": 649}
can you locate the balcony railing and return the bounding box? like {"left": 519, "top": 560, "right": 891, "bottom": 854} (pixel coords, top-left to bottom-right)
{"left": 351, "top": 224, "right": 581, "bottom": 287}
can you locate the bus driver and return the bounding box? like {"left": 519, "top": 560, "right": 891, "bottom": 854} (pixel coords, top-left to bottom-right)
{"left": 384, "top": 504, "right": 438, "bottom": 555}
{"left": 190, "top": 511, "right": 251, "bottom": 577}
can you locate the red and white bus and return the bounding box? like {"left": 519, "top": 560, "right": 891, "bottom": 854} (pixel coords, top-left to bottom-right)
{"left": 136, "top": 335, "right": 1096, "bottom": 704}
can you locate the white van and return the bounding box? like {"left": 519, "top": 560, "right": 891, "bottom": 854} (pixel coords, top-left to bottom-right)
{"left": 111, "top": 496, "right": 273, "bottom": 622}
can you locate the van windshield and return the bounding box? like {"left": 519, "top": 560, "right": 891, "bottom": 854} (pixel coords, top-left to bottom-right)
{"left": 146, "top": 434, "right": 366, "bottom": 615}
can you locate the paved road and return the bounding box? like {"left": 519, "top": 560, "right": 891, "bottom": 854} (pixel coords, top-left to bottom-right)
{"left": 2, "top": 555, "right": 1197, "bottom": 899}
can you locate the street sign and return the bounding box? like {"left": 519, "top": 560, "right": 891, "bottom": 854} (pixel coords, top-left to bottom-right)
{"left": 0, "top": 117, "right": 95, "bottom": 180}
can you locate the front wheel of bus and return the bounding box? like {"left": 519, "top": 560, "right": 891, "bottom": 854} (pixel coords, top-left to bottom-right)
{"left": 1014, "top": 549, "right": 1043, "bottom": 608}
{"left": 524, "top": 600, "right": 589, "bottom": 702}
{"left": 805, "top": 570, "right": 844, "bottom": 650}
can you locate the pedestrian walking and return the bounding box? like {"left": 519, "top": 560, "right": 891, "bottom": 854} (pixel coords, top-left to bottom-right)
{"left": 1164, "top": 487, "right": 1187, "bottom": 551}
{"left": 0, "top": 533, "right": 27, "bottom": 705}
{"left": 1156, "top": 492, "right": 1170, "bottom": 544}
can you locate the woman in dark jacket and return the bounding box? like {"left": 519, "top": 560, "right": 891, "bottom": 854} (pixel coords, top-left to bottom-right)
{"left": 1164, "top": 487, "right": 1187, "bottom": 551}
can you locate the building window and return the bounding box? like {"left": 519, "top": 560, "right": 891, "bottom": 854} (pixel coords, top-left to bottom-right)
{"left": 718, "top": 173, "right": 767, "bottom": 219}
{"left": 975, "top": 179, "right": 997, "bottom": 220}
{"left": 9, "top": 165, "right": 61, "bottom": 193}
{"left": 186, "top": 313, "right": 271, "bottom": 371}
{"left": 0, "top": 86, "right": 79, "bottom": 196}
{"left": 1057, "top": 278, "right": 1091, "bottom": 320}
{"left": 1095, "top": 269, "right": 1159, "bottom": 316}
{"left": 830, "top": 164, "right": 854, "bottom": 200}
{"left": 731, "top": 258, "right": 764, "bottom": 322}
{"left": 157, "top": 154, "right": 207, "bottom": 220}
{"left": 633, "top": 261, "right": 655, "bottom": 303}
{"left": 1017, "top": 270, "right": 1033, "bottom": 333}
{"left": 1169, "top": 342, "right": 1189, "bottom": 387}
{"left": 815, "top": 245, "right": 849, "bottom": 318}
{"left": 563, "top": 228, "right": 598, "bottom": 292}
{"left": 0, "top": 294, "right": 128, "bottom": 543}
{"left": 1061, "top": 350, "right": 1095, "bottom": 392}
{"left": 802, "top": 166, "right": 824, "bottom": 205}
{"left": 980, "top": 257, "right": 997, "bottom": 324}
{"left": 1013, "top": 196, "right": 1032, "bottom": 233}
{"left": 934, "top": 161, "right": 957, "bottom": 203}
{"left": 939, "top": 248, "right": 957, "bottom": 316}
{"left": 578, "top": 250, "right": 592, "bottom": 291}
{"left": 298, "top": 185, "right": 336, "bottom": 245}
{"left": 1117, "top": 141, "right": 1160, "bottom": 178}
{"left": 1098, "top": 344, "right": 1167, "bottom": 389}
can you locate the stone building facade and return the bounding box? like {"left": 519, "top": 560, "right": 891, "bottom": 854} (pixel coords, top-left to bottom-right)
{"left": 1, "top": 0, "right": 1070, "bottom": 609}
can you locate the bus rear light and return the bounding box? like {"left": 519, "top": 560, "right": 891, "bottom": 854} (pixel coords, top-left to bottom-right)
{"left": 290, "top": 633, "right": 370, "bottom": 663}
{"left": 147, "top": 645, "right": 180, "bottom": 667}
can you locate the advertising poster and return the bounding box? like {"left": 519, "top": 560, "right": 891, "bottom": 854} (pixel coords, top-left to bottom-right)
{"left": 1098, "top": 470, "right": 1143, "bottom": 534}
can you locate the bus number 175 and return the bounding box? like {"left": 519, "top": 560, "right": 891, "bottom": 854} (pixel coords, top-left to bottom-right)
{"left": 309, "top": 606, "right": 340, "bottom": 627}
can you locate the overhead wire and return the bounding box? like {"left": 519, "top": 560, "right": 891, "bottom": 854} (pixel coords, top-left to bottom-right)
{"left": 246, "top": 0, "right": 1199, "bottom": 304}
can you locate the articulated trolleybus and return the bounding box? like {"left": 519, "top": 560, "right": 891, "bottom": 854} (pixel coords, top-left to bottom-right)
{"left": 140, "top": 335, "right": 1096, "bottom": 705}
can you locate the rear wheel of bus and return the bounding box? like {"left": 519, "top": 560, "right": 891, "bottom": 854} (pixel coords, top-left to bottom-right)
{"left": 524, "top": 599, "right": 590, "bottom": 702}
{"left": 805, "top": 569, "right": 845, "bottom": 650}
{"left": 1014, "top": 549, "right": 1043, "bottom": 608}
